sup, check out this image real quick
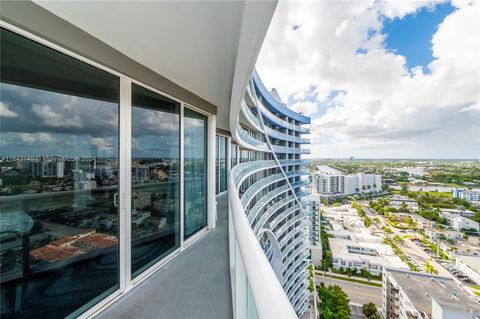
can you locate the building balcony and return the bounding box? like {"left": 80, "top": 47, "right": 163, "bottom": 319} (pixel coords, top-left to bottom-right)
{"left": 97, "top": 193, "right": 232, "bottom": 319}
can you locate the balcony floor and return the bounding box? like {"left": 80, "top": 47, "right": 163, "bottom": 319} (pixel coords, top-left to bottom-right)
{"left": 97, "top": 192, "right": 232, "bottom": 319}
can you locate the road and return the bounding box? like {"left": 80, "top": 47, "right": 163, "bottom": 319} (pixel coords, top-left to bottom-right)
{"left": 315, "top": 275, "right": 382, "bottom": 308}
{"left": 375, "top": 215, "right": 452, "bottom": 277}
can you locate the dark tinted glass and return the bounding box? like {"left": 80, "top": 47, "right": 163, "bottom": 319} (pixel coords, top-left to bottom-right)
{"left": 130, "top": 84, "right": 180, "bottom": 277}
{"left": 0, "top": 28, "right": 119, "bottom": 318}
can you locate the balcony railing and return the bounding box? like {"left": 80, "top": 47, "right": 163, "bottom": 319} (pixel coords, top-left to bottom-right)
{"left": 229, "top": 164, "right": 297, "bottom": 319}
{"left": 265, "top": 126, "right": 310, "bottom": 144}
{"left": 236, "top": 125, "right": 270, "bottom": 152}
{"left": 256, "top": 100, "right": 310, "bottom": 134}
{"left": 272, "top": 145, "right": 311, "bottom": 154}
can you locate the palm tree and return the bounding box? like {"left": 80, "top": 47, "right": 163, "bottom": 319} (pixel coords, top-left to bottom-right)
{"left": 424, "top": 261, "right": 438, "bottom": 275}
{"left": 383, "top": 226, "right": 393, "bottom": 239}
{"left": 393, "top": 235, "right": 405, "bottom": 247}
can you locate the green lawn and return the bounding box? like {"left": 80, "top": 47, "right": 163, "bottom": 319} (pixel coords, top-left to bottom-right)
{"left": 316, "top": 272, "right": 382, "bottom": 288}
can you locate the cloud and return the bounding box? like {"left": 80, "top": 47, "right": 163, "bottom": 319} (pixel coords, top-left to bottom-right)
{"left": 256, "top": 0, "right": 479, "bottom": 158}
{"left": 0, "top": 101, "right": 18, "bottom": 118}
{"left": 290, "top": 100, "right": 319, "bottom": 115}
{"left": 90, "top": 137, "right": 112, "bottom": 150}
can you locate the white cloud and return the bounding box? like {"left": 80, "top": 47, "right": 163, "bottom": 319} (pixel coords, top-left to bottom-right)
{"left": 291, "top": 100, "right": 319, "bottom": 115}
{"left": 90, "top": 137, "right": 112, "bottom": 150}
{"left": 0, "top": 102, "right": 18, "bottom": 118}
{"left": 256, "top": 0, "right": 479, "bottom": 158}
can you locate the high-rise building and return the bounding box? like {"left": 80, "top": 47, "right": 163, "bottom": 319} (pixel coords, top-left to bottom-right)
{"left": 0, "top": 2, "right": 311, "bottom": 318}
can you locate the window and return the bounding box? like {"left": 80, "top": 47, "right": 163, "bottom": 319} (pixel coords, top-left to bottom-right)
{"left": 216, "top": 135, "right": 228, "bottom": 194}
{"left": 184, "top": 108, "right": 208, "bottom": 239}
{"left": 0, "top": 28, "right": 120, "bottom": 318}
{"left": 130, "top": 84, "right": 180, "bottom": 277}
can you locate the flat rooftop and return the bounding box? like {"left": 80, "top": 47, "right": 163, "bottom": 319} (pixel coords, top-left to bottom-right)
{"left": 329, "top": 238, "right": 407, "bottom": 268}
{"left": 457, "top": 255, "right": 480, "bottom": 273}
{"left": 388, "top": 268, "right": 480, "bottom": 316}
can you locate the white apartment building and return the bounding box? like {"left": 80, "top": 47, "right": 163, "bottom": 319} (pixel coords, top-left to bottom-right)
{"left": 456, "top": 255, "right": 480, "bottom": 285}
{"left": 330, "top": 238, "right": 407, "bottom": 275}
{"left": 312, "top": 172, "right": 382, "bottom": 196}
{"left": 382, "top": 268, "right": 480, "bottom": 319}
{"left": 441, "top": 211, "right": 479, "bottom": 232}
{"left": 454, "top": 188, "right": 480, "bottom": 202}
{"left": 303, "top": 195, "right": 322, "bottom": 266}
{"left": 32, "top": 161, "right": 65, "bottom": 178}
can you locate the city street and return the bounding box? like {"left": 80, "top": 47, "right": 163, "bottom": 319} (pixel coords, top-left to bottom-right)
{"left": 315, "top": 275, "right": 382, "bottom": 308}
{"left": 375, "top": 215, "right": 452, "bottom": 277}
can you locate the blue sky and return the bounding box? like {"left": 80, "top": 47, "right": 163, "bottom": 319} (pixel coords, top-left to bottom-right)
{"left": 257, "top": 0, "right": 479, "bottom": 159}
{"left": 383, "top": 2, "right": 455, "bottom": 72}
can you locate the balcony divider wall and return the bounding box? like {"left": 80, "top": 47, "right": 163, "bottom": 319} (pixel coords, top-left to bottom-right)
{"left": 0, "top": 25, "right": 216, "bottom": 319}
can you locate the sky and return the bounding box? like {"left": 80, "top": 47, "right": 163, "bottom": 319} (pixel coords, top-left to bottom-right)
{"left": 256, "top": 0, "right": 480, "bottom": 159}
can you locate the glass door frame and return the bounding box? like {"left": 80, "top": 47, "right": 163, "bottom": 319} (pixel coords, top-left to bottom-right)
{"left": 0, "top": 20, "right": 217, "bottom": 319}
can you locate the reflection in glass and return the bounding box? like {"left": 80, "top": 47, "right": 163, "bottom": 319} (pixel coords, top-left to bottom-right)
{"left": 130, "top": 84, "right": 180, "bottom": 277}
{"left": 216, "top": 135, "right": 228, "bottom": 194}
{"left": 0, "top": 28, "right": 119, "bottom": 318}
{"left": 184, "top": 108, "right": 208, "bottom": 239}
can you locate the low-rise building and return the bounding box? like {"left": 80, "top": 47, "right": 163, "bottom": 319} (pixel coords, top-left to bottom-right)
{"left": 330, "top": 238, "right": 407, "bottom": 276}
{"left": 441, "top": 208, "right": 476, "bottom": 218}
{"left": 441, "top": 211, "right": 479, "bottom": 232}
{"left": 456, "top": 255, "right": 480, "bottom": 285}
{"left": 454, "top": 188, "right": 480, "bottom": 203}
{"left": 382, "top": 268, "right": 480, "bottom": 319}
{"left": 413, "top": 215, "right": 435, "bottom": 229}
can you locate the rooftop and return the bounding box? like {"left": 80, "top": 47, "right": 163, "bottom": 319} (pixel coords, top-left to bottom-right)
{"left": 457, "top": 255, "right": 480, "bottom": 273}
{"left": 329, "top": 237, "right": 407, "bottom": 269}
{"left": 387, "top": 268, "right": 480, "bottom": 316}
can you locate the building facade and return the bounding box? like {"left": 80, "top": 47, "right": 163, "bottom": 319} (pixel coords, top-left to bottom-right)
{"left": 454, "top": 189, "right": 480, "bottom": 202}
{"left": 0, "top": 2, "right": 311, "bottom": 319}
{"left": 383, "top": 268, "right": 480, "bottom": 319}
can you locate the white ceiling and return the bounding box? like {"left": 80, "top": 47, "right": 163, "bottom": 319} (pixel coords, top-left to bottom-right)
{"left": 35, "top": 1, "right": 276, "bottom": 130}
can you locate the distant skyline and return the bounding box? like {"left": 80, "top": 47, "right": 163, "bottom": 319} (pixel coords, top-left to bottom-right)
{"left": 257, "top": 0, "right": 479, "bottom": 159}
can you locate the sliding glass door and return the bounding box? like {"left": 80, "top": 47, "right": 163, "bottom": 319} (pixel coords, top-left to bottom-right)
{"left": 0, "top": 26, "right": 212, "bottom": 319}
{"left": 130, "top": 84, "right": 180, "bottom": 277}
{"left": 184, "top": 108, "right": 208, "bottom": 239}
{"left": 0, "top": 28, "right": 120, "bottom": 318}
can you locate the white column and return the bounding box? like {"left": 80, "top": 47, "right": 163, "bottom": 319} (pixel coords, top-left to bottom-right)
{"left": 208, "top": 115, "right": 217, "bottom": 229}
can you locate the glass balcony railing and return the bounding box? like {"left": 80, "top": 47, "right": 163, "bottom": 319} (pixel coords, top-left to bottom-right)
{"left": 232, "top": 160, "right": 277, "bottom": 185}
{"left": 272, "top": 145, "right": 311, "bottom": 154}
{"left": 257, "top": 100, "right": 310, "bottom": 134}
{"left": 236, "top": 125, "right": 270, "bottom": 152}
{"left": 241, "top": 101, "right": 262, "bottom": 131}
{"left": 279, "top": 159, "right": 310, "bottom": 166}
{"left": 265, "top": 126, "right": 309, "bottom": 144}
{"left": 269, "top": 205, "right": 300, "bottom": 230}
{"left": 248, "top": 185, "right": 290, "bottom": 225}
{"left": 251, "top": 195, "right": 296, "bottom": 233}
{"left": 229, "top": 163, "right": 298, "bottom": 319}
{"left": 241, "top": 173, "right": 285, "bottom": 207}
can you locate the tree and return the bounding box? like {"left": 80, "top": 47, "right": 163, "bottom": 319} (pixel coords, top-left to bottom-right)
{"left": 362, "top": 303, "right": 380, "bottom": 319}
{"left": 400, "top": 202, "right": 409, "bottom": 212}
{"left": 424, "top": 261, "right": 438, "bottom": 275}
{"left": 317, "top": 283, "right": 351, "bottom": 319}
{"left": 400, "top": 182, "right": 409, "bottom": 195}
{"left": 383, "top": 226, "right": 393, "bottom": 239}
{"left": 392, "top": 235, "right": 405, "bottom": 247}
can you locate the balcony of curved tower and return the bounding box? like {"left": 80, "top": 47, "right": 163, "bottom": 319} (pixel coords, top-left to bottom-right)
{"left": 256, "top": 100, "right": 310, "bottom": 134}
{"left": 252, "top": 70, "right": 310, "bottom": 125}
{"left": 272, "top": 145, "right": 311, "bottom": 154}
{"left": 235, "top": 125, "right": 270, "bottom": 152}
{"left": 265, "top": 126, "right": 310, "bottom": 144}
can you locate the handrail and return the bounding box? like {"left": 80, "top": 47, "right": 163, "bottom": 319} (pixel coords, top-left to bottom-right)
{"left": 229, "top": 168, "right": 298, "bottom": 319}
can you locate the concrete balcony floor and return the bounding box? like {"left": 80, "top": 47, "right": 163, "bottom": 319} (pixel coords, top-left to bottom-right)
{"left": 97, "top": 193, "right": 232, "bottom": 319}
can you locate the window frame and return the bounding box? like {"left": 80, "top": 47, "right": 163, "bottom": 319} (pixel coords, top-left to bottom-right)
{"left": 0, "top": 20, "right": 216, "bottom": 319}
